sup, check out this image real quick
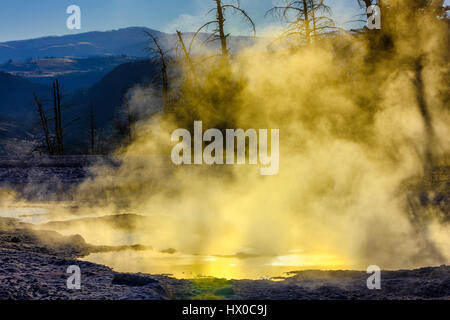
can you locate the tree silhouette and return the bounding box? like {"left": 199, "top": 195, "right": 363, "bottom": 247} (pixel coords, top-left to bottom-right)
{"left": 176, "top": 30, "right": 199, "bottom": 83}
{"left": 267, "top": 0, "right": 340, "bottom": 45}
{"left": 31, "top": 79, "right": 79, "bottom": 155}
{"left": 192, "top": 0, "right": 255, "bottom": 58}
{"left": 357, "top": 0, "right": 375, "bottom": 15}
{"left": 32, "top": 93, "right": 54, "bottom": 155}
{"left": 146, "top": 32, "right": 170, "bottom": 110}
{"left": 52, "top": 79, "right": 64, "bottom": 155}
{"left": 89, "top": 103, "right": 96, "bottom": 155}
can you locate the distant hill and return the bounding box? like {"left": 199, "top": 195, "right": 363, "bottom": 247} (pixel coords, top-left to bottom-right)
{"left": 0, "top": 72, "right": 50, "bottom": 155}
{"left": 0, "top": 27, "right": 165, "bottom": 62}
{"left": 68, "top": 58, "right": 161, "bottom": 127}
{"left": 0, "top": 56, "right": 144, "bottom": 91}
{"left": 0, "top": 71, "right": 49, "bottom": 117}
{"left": 0, "top": 26, "right": 256, "bottom": 63}
{"left": 0, "top": 26, "right": 255, "bottom": 92}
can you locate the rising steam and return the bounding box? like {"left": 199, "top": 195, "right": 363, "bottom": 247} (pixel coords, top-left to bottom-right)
{"left": 3, "top": 0, "right": 449, "bottom": 277}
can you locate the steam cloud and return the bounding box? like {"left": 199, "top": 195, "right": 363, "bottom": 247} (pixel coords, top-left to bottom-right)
{"left": 2, "top": 0, "right": 449, "bottom": 277}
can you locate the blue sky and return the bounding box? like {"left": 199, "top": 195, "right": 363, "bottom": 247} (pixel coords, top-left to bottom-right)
{"left": 0, "top": 0, "right": 448, "bottom": 42}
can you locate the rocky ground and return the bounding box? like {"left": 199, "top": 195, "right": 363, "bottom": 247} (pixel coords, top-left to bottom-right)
{"left": 0, "top": 157, "right": 449, "bottom": 300}
{"left": 1, "top": 216, "right": 449, "bottom": 300}
{"left": 0, "top": 156, "right": 119, "bottom": 200}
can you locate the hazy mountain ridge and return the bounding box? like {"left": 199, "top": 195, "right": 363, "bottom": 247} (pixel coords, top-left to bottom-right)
{"left": 0, "top": 56, "right": 144, "bottom": 90}
{"left": 0, "top": 26, "right": 255, "bottom": 92}
{"left": 0, "top": 26, "right": 256, "bottom": 63}
{"left": 0, "top": 27, "right": 165, "bottom": 62}
{"left": 0, "top": 71, "right": 48, "bottom": 117}
{"left": 68, "top": 58, "right": 161, "bottom": 127}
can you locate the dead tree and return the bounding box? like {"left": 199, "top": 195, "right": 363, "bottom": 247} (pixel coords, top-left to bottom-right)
{"left": 125, "top": 100, "right": 135, "bottom": 143}
{"left": 33, "top": 93, "right": 54, "bottom": 155}
{"left": 32, "top": 80, "right": 78, "bottom": 155}
{"left": 192, "top": 0, "right": 255, "bottom": 58}
{"left": 216, "top": 0, "right": 229, "bottom": 56}
{"left": 176, "top": 30, "right": 198, "bottom": 82}
{"left": 146, "top": 32, "right": 170, "bottom": 110}
{"left": 52, "top": 79, "right": 64, "bottom": 155}
{"left": 414, "top": 58, "right": 435, "bottom": 172}
{"left": 267, "top": 0, "right": 339, "bottom": 45}
{"left": 89, "top": 103, "right": 96, "bottom": 155}
{"left": 357, "top": 0, "right": 375, "bottom": 19}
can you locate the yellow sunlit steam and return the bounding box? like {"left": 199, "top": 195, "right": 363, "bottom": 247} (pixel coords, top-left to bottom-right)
{"left": 3, "top": 0, "right": 449, "bottom": 279}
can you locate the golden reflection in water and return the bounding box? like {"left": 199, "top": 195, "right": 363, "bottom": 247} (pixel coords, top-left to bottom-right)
{"left": 82, "top": 250, "right": 351, "bottom": 280}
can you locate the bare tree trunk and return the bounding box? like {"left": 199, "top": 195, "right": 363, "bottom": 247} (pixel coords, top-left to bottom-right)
{"left": 176, "top": 30, "right": 198, "bottom": 81}
{"left": 89, "top": 103, "right": 96, "bottom": 155}
{"left": 216, "top": 0, "right": 229, "bottom": 56}
{"left": 147, "top": 33, "right": 169, "bottom": 110}
{"left": 52, "top": 79, "right": 64, "bottom": 155}
{"left": 125, "top": 101, "right": 135, "bottom": 143}
{"left": 33, "top": 93, "right": 54, "bottom": 155}
{"left": 302, "top": 0, "right": 311, "bottom": 44}
{"left": 414, "top": 58, "right": 435, "bottom": 171}
{"left": 310, "top": 0, "right": 318, "bottom": 40}
{"left": 161, "top": 61, "right": 169, "bottom": 110}
{"left": 52, "top": 81, "right": 60, "bottom": 154}
{"left": 57, "top": 81, "right": 63, "bottom": 154}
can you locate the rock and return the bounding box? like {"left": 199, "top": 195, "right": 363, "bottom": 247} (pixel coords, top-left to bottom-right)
{"left": 9, "top": 237, "right": 21, "bottom": 243}
{"left": 214, "top": 286, "right": 235, "bottom": 297}
{"left": 160, "top": 248, "right": 176, "bottom": 254}
{"left": 112, "top": 273, "right": 159, "bottom": 287}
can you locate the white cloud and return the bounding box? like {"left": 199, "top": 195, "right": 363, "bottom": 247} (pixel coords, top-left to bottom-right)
{"left": 163, "top": 13, "right": 205, "bottom": 34}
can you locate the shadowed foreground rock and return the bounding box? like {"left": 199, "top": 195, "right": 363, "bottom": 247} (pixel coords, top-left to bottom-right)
{"left": 0, "top": 217, "right": 168, "bottom": 300}
{"left": 0, "top": 248, "right": 166, "bottom": 300}
{"left": 0, "top": 217, "right": 449, "bottom": 300}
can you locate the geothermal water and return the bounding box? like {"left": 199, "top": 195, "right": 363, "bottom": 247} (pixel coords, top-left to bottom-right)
{"left": 1, "top": 0, "right": 449, "bottom": 280}
{"left": 0, "top": 202, "right": 351, "bottom": 279}
{"left": 82, "top": 250, "right": 349, "bottom": 280}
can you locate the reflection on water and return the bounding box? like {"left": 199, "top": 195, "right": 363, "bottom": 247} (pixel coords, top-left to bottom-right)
{"left": 82, "top": 250, "right": 350, "bottom": 280}
{"left": 0, "top": 202, "right": 108, "bottom": 225}
{"left": 2, "top": 205, "right": 351, "bottom": 280}
{"left": 0, "top": 207, "right": 49, "bottom": 224}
